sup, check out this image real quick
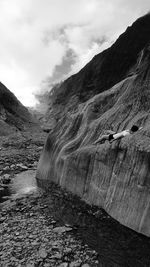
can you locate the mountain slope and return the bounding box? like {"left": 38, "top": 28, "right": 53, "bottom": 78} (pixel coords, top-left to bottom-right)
{"left": 36, "top": 14, "right": 150, "bottom": 236}
{"left": 0, "top": 82, "right": 39, "bottom": 135}
{"left": 50, "top": 13, "right": 150, "bottom": 106}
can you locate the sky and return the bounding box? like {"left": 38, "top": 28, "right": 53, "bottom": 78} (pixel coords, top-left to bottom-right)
{"left": 0, "top": 0, "right": 149, "bottom": 107}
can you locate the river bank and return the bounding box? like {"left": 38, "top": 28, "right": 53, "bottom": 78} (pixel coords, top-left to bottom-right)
{"left": 1, "top": 179, "right": 150, "bottom": 267}
{"left": 0, "top": 132, "right": 98, "bottom": 267}
{"left": 0, "top": 132, "right": 150, "bottom": 267}
{"left": 0, "top": 187, "right": 99, "bottom": 267}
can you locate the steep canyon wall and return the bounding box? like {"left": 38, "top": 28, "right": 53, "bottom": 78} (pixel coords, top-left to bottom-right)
{"left": 36, "top": 14, "right": 150, "bottom": 236}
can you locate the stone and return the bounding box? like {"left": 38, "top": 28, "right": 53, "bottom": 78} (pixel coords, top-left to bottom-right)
{"left": 10, "top": 256, "right": 18, "bottom": 262}
{"left": 26, "top": 264, "right": 35, "bottom": 267}
{"left": 53, "top": 226, "right": 72, "bottom": 234}
{"left": 15, "top": 232, "right": 20, "bottom": 236}
{"left": 51, "top": 220, "right": 56, "bottom": 224}
{"left": 0, "top": 217, "right": 6, "bottom": 222}
{"left": 10, "top": 164, "right": 16, "bottom": 169}
{"left": 64, "top": 248, "right": 72, "bottom": 254}
{"left": 50, "top": 252, "right": 62, "bottom": 260}
{"left": 70, "top": 262, "right": 81, "bottom": 267}
{"left": 58, "top": 263, "right": 68, "bottom": 267}
{"left": 31, "top": 241, "right": 39, "bottom": 246}
{"left": 16, "top": 163, "right": 28, "bottom": 170}
{"left": 37, "top": 147, "right": 43, "bottom": 151}
{"left": 3, "top": 166, "right": 9, "bottom": 171}
{"left": 39, "top": 248, "right": 47, "bottom": 259}
{"left": 3, "top": 174, "right": 10, "bottom": 179}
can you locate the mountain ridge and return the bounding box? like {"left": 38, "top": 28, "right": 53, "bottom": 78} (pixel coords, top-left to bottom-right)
{"left": 50, "top": 13, "right": 150, "bottom": 106}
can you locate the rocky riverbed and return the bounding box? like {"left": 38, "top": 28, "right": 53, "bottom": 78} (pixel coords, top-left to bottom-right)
{"left": 0, "top": 132, "right": 45, "bottom": 201}
{"left": 0, "top": 132, "right": 150, "bottom": 267}
{"left": 0, "top": 132, "right": 98, "bottom": 267}
{"left": 0, "top": 189, "right": 99, "bottom": 267}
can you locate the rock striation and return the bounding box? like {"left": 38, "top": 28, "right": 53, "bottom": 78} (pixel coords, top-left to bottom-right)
{"left": 36, "top": 14, "right": 150, "bottom": 236}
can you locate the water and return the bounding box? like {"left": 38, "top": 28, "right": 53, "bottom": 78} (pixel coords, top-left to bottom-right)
{"left": 10, "top": 170, "right": 37, "bottom": 198}
{"left": 0, "top": 170, "right": 37, "bottom": 203}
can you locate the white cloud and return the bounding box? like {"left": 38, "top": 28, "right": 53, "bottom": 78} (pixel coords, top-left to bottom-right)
{"left": 0, "top": 0, "right": 149, "bottom": 106}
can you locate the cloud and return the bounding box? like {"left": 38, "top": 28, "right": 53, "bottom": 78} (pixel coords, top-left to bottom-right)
{"left": 0, "top": 0, "right": 149, "bottom": 106}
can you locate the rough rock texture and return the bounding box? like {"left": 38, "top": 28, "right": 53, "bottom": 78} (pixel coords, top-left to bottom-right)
{"left": 0, "top": 82, "right": 39, "bottom": 135}
{"left": 36, "top": 14, "right": 150, "bottom": 236}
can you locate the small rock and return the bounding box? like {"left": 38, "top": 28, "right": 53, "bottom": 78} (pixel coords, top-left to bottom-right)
{"left": 58, "top": 263, "right": 68, "bottom": 267}
{"left": 51, "top": 240, "right": 60, "bottom": 247}
{"left": 70, "top": 262, "right": 81, "bottom": 267}
{"left": 33, "top": 161, "right": 38, "bottom": 165}
{"left": 0, "top": 217, "right": 5, "bottom": 223}
{"left": 31, "top": 241, "right": 39, "bottom": 246}
{"left": 37, "top": 147, "right": 43, "bottom": 150}
{"left": 11, "top": 256, "right": 18, "bottom": 262}
{"left": 10, "top": 164, "right": 16, "bottom": 169}
{"left": 81, "top": 264, "right": 90, "bottom": 267}
{"left": 16, "top": 163, "right": 28, "bottom": 170}
{"left": 39, "top": 248, "right": 47, "bottom": 258}
{"left": 53, "top": 226, "right": 72, "bottom": 234}
{"left": 65, "top": 223, "right": 71, "bottom": 227}
{"left": 3, "top": 174, "right": 10, "bottom": 179}
{"left": 1, "top": 184, "right": 8, "bottom": 188}
{"left": 50, "top": 252, "right": 62, "bottom": 260}
{"left": 64, "top": 248, "right": 72, "bottom": 254}
{"left": 26, "top": 264, "right": 35, "bottom": 267}
{"left": 51, "top": 220, "right": 56, "bottom": 224}
{"left": 3, "top": 166, "right": 10, "bottom": 171}
{"left": 2, "top": 196, "right": 10, "bottom": 200}
{"left": 19, "top": 259, "right": 25, "bottom": 263}
{"left": 15, "top": 232, "right": 20, "bottom": 236}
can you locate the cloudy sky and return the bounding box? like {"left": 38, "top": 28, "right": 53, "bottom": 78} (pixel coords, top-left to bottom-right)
{"left": 0, "top": 0, "right": 149, "bottom": 106}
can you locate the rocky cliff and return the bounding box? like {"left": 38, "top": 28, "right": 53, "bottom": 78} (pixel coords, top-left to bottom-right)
{"left": 36, "top": 14, "right": 150, "bottom": 236}
{"left": 0, "top": 82, "right": 39, "bottom": 135}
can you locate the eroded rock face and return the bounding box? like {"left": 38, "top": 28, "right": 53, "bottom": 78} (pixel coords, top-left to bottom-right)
{"left": 36, "top": 15, "right": 150, "bottom": 236}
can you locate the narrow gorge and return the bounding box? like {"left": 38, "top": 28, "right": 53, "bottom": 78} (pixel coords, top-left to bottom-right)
{"left": 36, "top": 14, "right": 150, "bottom": 237}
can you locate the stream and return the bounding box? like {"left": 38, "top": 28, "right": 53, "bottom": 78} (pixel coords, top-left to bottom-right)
{"left": 0, "top": 170, "right": 37, "bottom": 203}
{"left": 10, "top": 170, "right": 37, "bottom": 197}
